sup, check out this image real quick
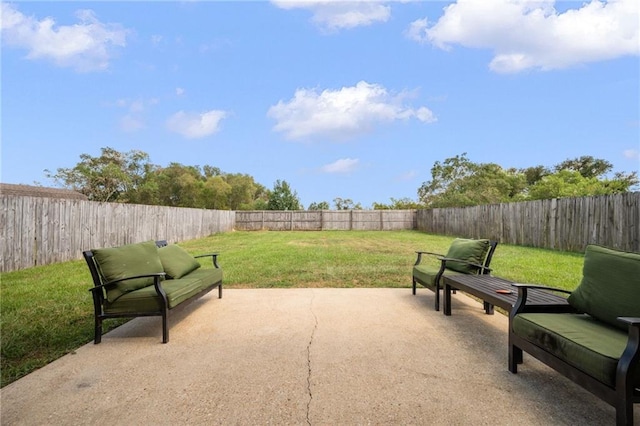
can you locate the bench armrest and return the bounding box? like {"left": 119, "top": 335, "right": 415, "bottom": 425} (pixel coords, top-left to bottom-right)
{"left": 194, "top": 253, "right": 220, "bottom": 268}
{"left": 510, "top": 283, "right": 574, "bottom": 315}
{"left": 89, "top": 272, "right": 167, "bottom": 292}
{"left": 414, "top": 251, "right": 444, "bottom": 266}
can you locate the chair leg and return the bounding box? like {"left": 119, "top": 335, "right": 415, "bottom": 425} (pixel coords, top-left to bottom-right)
{"left": 434, "top": 282, "right": 440, "bottom": 311}
{"left": 94, "top": 317, "right": 102, "bottom": 344}
{"left": 161, "top": 310, "right": 169, "bottom": 344}
{"left": 218, "top": 284, "right": 223, "bottom": 299}
{"left": 412, "top": 278, "right": 416, "bottom": 295}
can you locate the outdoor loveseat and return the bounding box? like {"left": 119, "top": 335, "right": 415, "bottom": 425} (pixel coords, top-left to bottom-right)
{"left": 412, "top": 238, "right": 498, "bottom": 311}
{"left": 83, "top": 240, "right": 223, "bottom": 344}
{"left": 509, "top": 245, "right": 639, "bottom": 425}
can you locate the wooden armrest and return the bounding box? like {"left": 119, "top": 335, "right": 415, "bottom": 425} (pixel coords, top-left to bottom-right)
{"left": 194, "top": 253, "right": 220, "bottom": 268}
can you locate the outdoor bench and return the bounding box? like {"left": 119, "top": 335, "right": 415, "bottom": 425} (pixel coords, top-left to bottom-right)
{"left": 83, "top": 240, "right": 223, "bottom": 344}
{"left": 508, "top": 245, "right": 640, "bottom": 425}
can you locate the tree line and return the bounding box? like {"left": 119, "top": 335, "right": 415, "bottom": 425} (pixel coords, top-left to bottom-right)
{"left": 45, "top": 147, "right": 637, "bottom": 210}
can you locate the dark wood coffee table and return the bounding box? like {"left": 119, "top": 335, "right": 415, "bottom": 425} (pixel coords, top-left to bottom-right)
{"left": 441, "top": 274, "right": 569, "bottom": 316}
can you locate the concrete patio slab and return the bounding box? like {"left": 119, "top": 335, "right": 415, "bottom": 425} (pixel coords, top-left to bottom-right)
{"left": 1, "top": 288, "right": 635, "bottom": 425}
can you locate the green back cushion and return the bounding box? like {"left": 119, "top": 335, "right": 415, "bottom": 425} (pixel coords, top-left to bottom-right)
{"left": 445, "top": 238, "right": 491, "bottom": 274}
{"left": 93, "top": 240, "right": 164, "bottom": 303}
{"left": 568, "top": 245, "right": 640, "bottom": 330}
{"left": 158, "top": 244, "right": 201, "bottom": 279}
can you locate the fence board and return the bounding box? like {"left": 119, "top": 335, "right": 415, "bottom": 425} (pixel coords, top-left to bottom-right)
{"left": 0, "top": 196, "right": 235, "bottom": 272}
{"left": 416, "top": 193, "right": 640, "bottom": 253}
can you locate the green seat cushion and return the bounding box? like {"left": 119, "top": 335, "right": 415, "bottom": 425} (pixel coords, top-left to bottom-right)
{"left": 413, "top": 264, "right": 461, "bottom": 287}
{"left": 93, "top": 241, "right": 164, "bottom": 303}
{"left": 105, "top": 268, "right": 223, "bottom": 314}
{"left": 444, "top": 238, "right": 491, "bottom": 274}
{"left": 568, "top": 245, "right": 640, "bottom": 330}
{"left": 512, "top": 313, "right": 637, "bottom": 387}
{"left": 158, "top": 244, "right": 201, "bottom": 279}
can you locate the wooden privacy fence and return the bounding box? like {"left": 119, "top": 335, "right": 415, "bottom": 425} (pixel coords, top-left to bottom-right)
{"left": 0, "top": 196, "right": 235, "bottom": 272}
{"left": 416, "top": 192, "right": 640, "bottom": 253}
{"left": 235, "top": 210, "right": 417, "bottom": 231}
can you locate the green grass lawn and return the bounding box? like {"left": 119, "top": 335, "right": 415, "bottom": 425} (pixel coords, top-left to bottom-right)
{"left": 0, "top": 230, "right": 584, "bottom": 387}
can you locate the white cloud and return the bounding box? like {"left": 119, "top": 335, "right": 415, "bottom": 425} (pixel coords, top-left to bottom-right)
{"left": 176, "top": 87, "right": 185, "bottom": 96}
{"left": 396, "top": 170, "right": 418, "bottom": 181}
{"left": 407, "top": 0, "right": 639, "bottom": 73}
{"left": 271, "top": 0, "right": 391, "bottom": 31}
{"left": 623, "top": 149, "right": 640, "bottom": 160}
{"left": 268, "top": 81, "right": 436, "bottom": 141}
{"left": 321, "top": 158, "right": 360, "bottom": 174}
{"left": 166, "top": 110, "right": 228, "bottom": 139}
{"left": 120, "top": 115, "right": 145, "bottom": 132}
{"left": 1, "top": 3, "right": 129, "bottom": 72}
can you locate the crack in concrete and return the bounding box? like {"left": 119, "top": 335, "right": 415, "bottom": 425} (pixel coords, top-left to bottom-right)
{"left": 306, "top": 290, "right": 318, "bottom": 426}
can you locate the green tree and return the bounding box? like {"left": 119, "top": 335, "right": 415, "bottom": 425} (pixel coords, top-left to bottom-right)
{"left": 154, "top": 163, "right": 203, "bottom": 207}
{"left": 554, "top": 156, "right": 613, "bottom": 178}
{"left": 225, "top": 173, "right": 265, "bottom": 210}
{"left": 308, "top": 201, "right": 330, "bottom": 210}
{"left": 201, "top": 175, "right": 232, "bottom": 210}
{"left": 333, "top": 197, "right": 362, "bottom": 210}
{"left": 528, "top": 170, "right": 606, "bottom": 199}
{"left": 373, "top": 198, "right": 422, "bottom": 210}
{"left": 267, "top": 180, "right": 301, "bottom": 210}
{"left": 45, "top": 147, "right": 152, "bottom": 202}
{"left": 418, "top": 154, "right": 527, "bottom": 208}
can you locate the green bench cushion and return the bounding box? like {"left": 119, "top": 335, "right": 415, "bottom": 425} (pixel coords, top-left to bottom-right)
{"left": 105, "top": 268, "right": 223, "bottom": 314}
{"left": 93, "top": 241, "right": 164, "bottom": 303}
{"left": 158, "top": 244, "right": 201, "bottom": 279}
{"left": 445, "top": 238, "right": 491, "bottom": 274}
{"left": 512, "top": 312, "right": 638, "bottom": 387}
{"left": 568, "top": 245, "right": 640, "bottom": 331}
{"left": 413, "top": 264, "right": 462, "bottom": 287}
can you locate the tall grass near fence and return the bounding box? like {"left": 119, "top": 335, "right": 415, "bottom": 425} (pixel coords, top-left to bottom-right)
{"left": 1, "top": 230, "right": 584, "bottom": 387}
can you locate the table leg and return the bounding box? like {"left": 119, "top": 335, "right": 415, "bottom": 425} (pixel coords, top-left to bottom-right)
{"left": 444, "top": 283, "right": 452, "bottom": 316}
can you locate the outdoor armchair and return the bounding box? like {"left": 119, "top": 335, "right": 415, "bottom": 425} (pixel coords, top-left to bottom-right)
{"left": 412, "top": 238, "right": 498, "bottom": 311}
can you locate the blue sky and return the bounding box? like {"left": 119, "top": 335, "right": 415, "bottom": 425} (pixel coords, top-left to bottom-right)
{"left": 2, "top": 0, "right": 639, "bottom": 208}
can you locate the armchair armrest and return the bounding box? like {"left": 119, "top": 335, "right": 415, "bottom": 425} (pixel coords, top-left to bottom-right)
{"left": 414, "top": 251, "right": 444, "bottom": 266}
{"left": 194, "top": 253, "right": 220, "bottom": 268}
{"left": 438, "top": 256, "right": 492, "bottom": 274}
{"left": 617, "top": 317, "right": 640, "bottom": 327}
{"left": 510, "top": 283, "right": 574, "bottom": 316}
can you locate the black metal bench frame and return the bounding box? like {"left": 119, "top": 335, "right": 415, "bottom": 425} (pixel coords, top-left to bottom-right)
{"left": 83, "top": 240, "right": 222, "bottom": 344}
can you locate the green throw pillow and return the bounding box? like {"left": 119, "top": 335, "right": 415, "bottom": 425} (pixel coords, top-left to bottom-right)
{"left": 93, "top": 240, "right": 164, "bottom": 303}
{"left": 158, "top": 244, "right": 201, "bottom": 279}
{"left": 568, "top": 245, "right": 640, "bottom": 330}
{"left": 444, "top": 238, "right": 491, "bottom": 274}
